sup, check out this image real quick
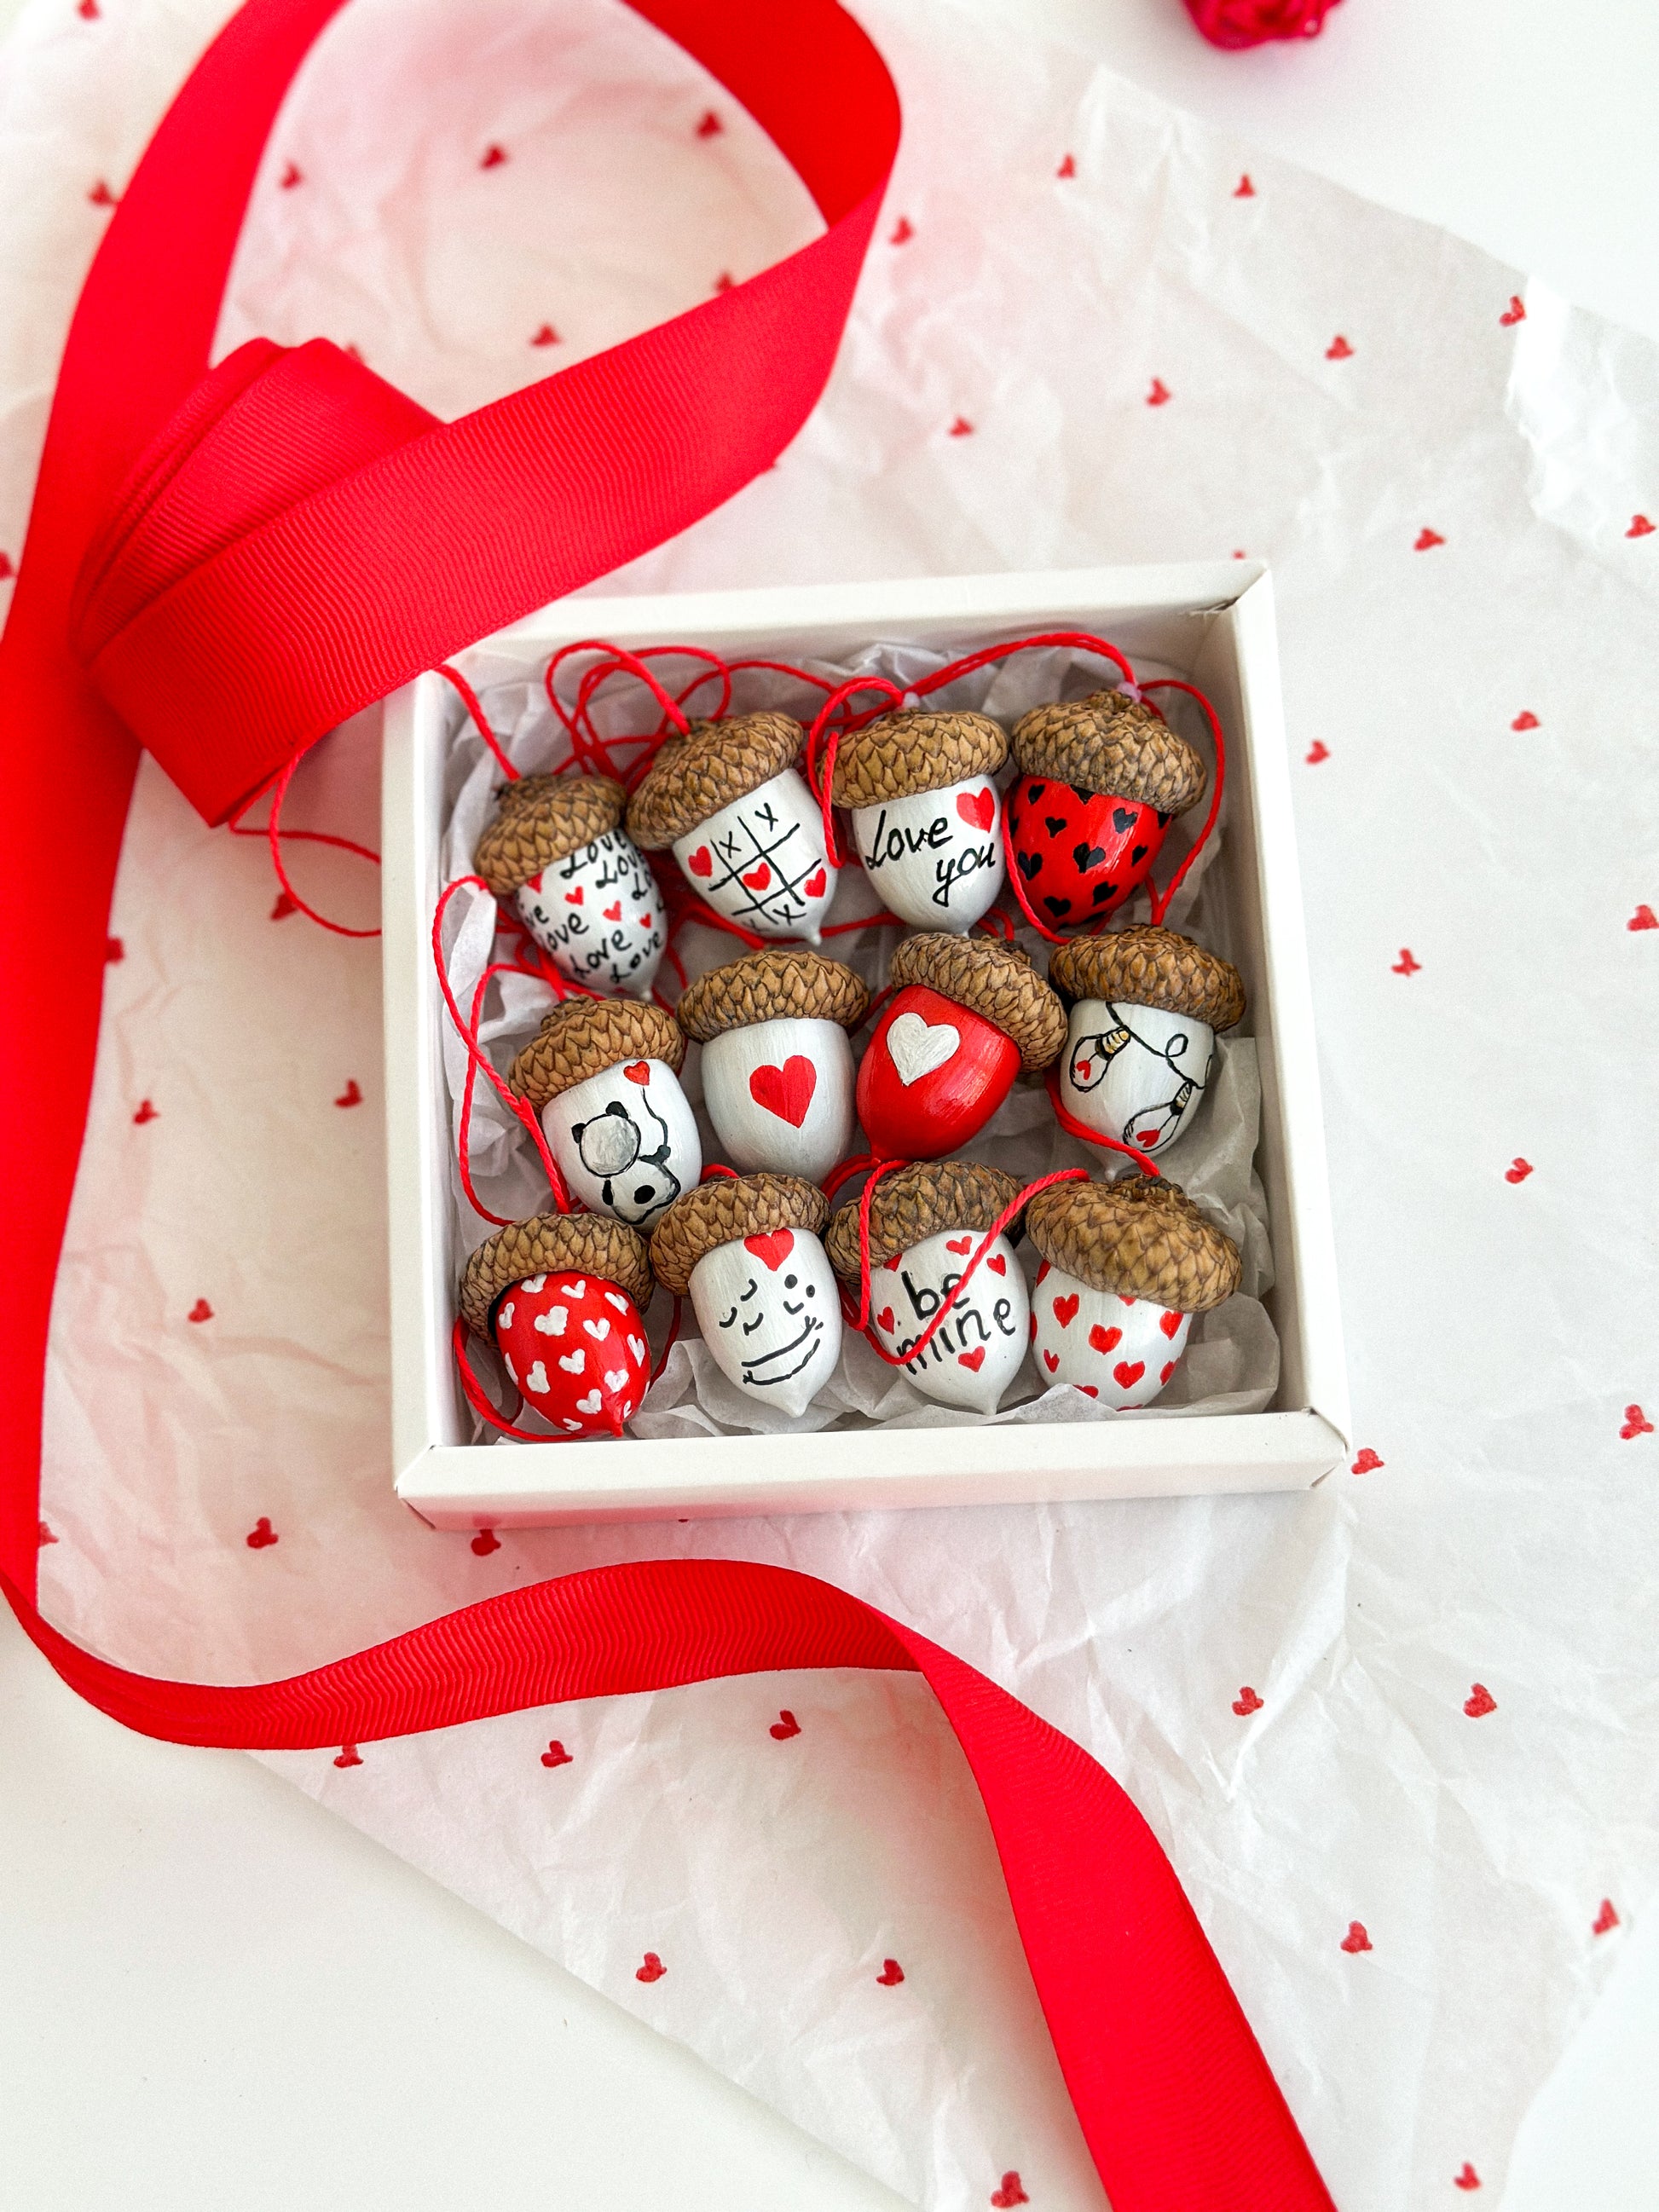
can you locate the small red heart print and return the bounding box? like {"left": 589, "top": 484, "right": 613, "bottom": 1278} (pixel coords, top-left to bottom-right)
{"left": 696, "top": 108, "right": 722, "bottom": 137}
{"left": 343, "top": 343, "right": 364, "bottom": 363}
{"left": 470, "top": 1528, "right": 500, "bottom": 1556}
{"left": 1052, "top": 1294, "right": 1079, "bottom": 1328}
{"left": 1454, "top": 2163, "right": 1482, "bottom": 2191}
{"left": 1089, "top": 1324, "right": 1121, "bottom": 1354}
{"left": 957, "top": 788, "right": 996, "bottom": 831}
{"left": 741, "top": 861, "right": 771, "bottom": 891}
{"left": 769, "top": 1709, "right": 801, "bottom": 1739}
{"left": 1340, "top": 1921, "right": 1373, "bottom": 1955}
{"left": 986, "top": 1254, "right": 1007, "bottom": 1275}
{"left": 246, "top": 1517, "right": 278, "bottom": 1549}
{"left": 564, "top": 886, "right": 583, "bottom": 905}
{"left": 1075, "top": 1384, "right": 1098, "bottom": 1398}
{"left": 1413, "top": 527, "right": 1445, "bottom": 551}
{"left": 889, "top": 216, "right": 913, "bottom": 245}
{"left": 1146, "top": 377, "right": 1171, "bottom": 407}
{"left": 270, "top": 891, "right": 298, "bottom": 920}
{"left": 1500, "top": 293, "right": 1526, "bottom": 326}
{"left": 749, "top": 1056, "right": 818, "bottom": 1128}
{"left": 1392, "top": 949, "right": 1421, "bottom": 975}
{"left": 335, "top": 1078, "right": 363, "bottom": 1109}
{"left": 540, "top": 1740, "right": 573, "bottom": 1767}
{"left": 187, "top": 1297, "right": 213, "bottom": 1324}
{"left": 687, "top": 846, "right": 713, "bottom": 878}
{"left": 333, "top": 1744, "right": 362, "bottom": 1768}
{"left": 876, "top": 1307, "right": 895, "bottom": 1333}
{"left": 1326, "top": 334, "right": 1353, "bottom": 360}
{"left": 88, "top": 180, "right": 118, "bottom": 206}
{"left": 948, "top": 416, "right": 974, "bottom": 437}
{"left": 945, "top": 1236, "right": 974, "bottom": 1256}
{"left": 78, "top": 0, "right": 100, "bottom": 14}
{"left": 1158, "top": 1309, "right": 1183, "bottom": 1339}
{"left": 712, "top": 270, "right": 735, "bottom": 293}
{"left": 530, "top": 323, "right": 560, "bottom": 346}
{"left": 1159, "top": 1360, "right": 1176, "bottom": 1384}
{"left": 1118, "top": 1294, "right": 1137, "bottom": 1308}
{"left": 1305, "top": 740, "right": 1330, "bottom": 764}
{"left": 623, "top": 1061, "right": 650, "bottom": 1085}
{"left": 1351, "top": 1447, "right": 1384, "bottom": 1473}
{"left": 804, "top": 866, "right": 828, "bottom": 898}
{"left": 1234, "top": 172, "right": 1255, "bottom": 197}
{"left": 1113, "top": 1360, "right": 1145, "bottom": 1389}
{"left": 1464, "top": 1683, "right": 1497, "bottom": 1718}
{"left": 603, "top": 901, "right": 622, "bottom": 922}
{"left": 1504, "top": 1157, "right": 1533, "bottom": 1183}
{"left": 1041, "top": 1350, "right": 1059, "bottom": 1373}
{"left": 133, "top": 1099, "right": 158, "bottom": 1125}
{"left": 479, "top": 143, "right": 507, "bottom": 168}
{"left": 1627, "top": 515, "right": 1654, "bottom": 538}
{"left": 989, "top": 2176, "right": 1029, "bottom": 2209}
{"left": 1593, "top": 1898, "right": 1620, "bottom": 1936}
{"left": 743, "top": 1228, "right": 795, "bottom": 1271}
{"left": 1233, "top": 1686, "right": 1263, "bottom": 1716}
{"left": 279, "top": 160, "right": 302, "bottom": 188}
{"left": 962, "top": 1347, "right": 989, "bottom": 1373}
{"left": 1512, "top": 710, "right": 1539, "bottom": 731}
{"left": 876, "top": 1958, "right": 905, "bottom": 1984}
{"left": 1627, "top": 905, "right": 1657, "bottom": 932}
{"left": 1056, "top": 153, "right": 1076, "bottom": 178}
{"left": 105, "top": 934, "right": 124, "bottom": 962}
{"left": 38, "top": 1521, "right": 57, "bottom": 1546}
{"left": 1621, "top": 1405, "right": 1653, "bottom": 1439}
{"left": 635, "top": 1952, "right": 667, "bottom": 1982}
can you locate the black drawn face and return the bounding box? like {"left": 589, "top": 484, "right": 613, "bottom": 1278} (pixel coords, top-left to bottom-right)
{"left": 717, "top": 1264, "right": 824, "bottom": 1387}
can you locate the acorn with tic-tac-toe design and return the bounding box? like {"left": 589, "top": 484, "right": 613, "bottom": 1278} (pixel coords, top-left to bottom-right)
{"left": 1025, "top": 1175, "right": 1239, "bottom": 1408}
{"left": 509, "top": 998, "right": 700, "bottom": 1232}
{"left": 474, "top": 774, "right": 666, "bottom": 994}
{"left": 1050, "top": 926, "right": 1245, "bottom": 1158}
{"left": 825, "top": 1161, "right": 1029, "bottom": 1415}
{"left": 460, "top": 1211, "right": 655, "bottom": 1437}
{"left": 830, "top": 708, "right": 1007, "bottom": 934}
{"left": 627, "top": 712, "right": 837, "bottom": 942}
{"left": 1006, "top": 692, "right": 1205, "bottom": 930}
{"left": 677, "top": 948, "right": 869, "bottom": 1185}
{"left": 856, "top": 933, "right": 1066, "bottom": 1161}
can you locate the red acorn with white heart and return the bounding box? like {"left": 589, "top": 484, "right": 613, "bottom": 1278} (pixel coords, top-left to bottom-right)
{"left": 510, "top": 998, "right": 700, "bottom": 1231}
{"left": 677, "top": 947, "right": 870, "bottom": 1184}
{"left": 474, "top": 773, "right": 665, "bottom": 993}
{"left": 460, "top": 1213, "right": 655, "bottom": 1436}
{"left": 829, "top": 707, "right": 1008, "bottom": 933}
{"left": 1026, "top": 1175, "right": 1240, "bottom": 1407}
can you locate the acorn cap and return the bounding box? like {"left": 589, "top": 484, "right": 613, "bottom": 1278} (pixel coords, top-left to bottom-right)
{"left": 473, "top": 775, "right": 627, "bottom": 897}
{"left": 509, "top": 997, "right": 686, "bottom": 1109}
{"left": 626, "top": 713, "right": 806, "bottom": 851}
{"left": 677, "top": 948, "right": 870, "bottom": 1042}
{"left": 1049, "top": 926, "right": 1246, "bottom": 1032}
{"left": 1025, "top": 1175, "right": 1240, "bottom": 1314}
{"left": 828, "top": 709, "right": 1007, "bottom": 810}
{"left": 460, "top": 1211, "right": 653, "bottom": 1336}
{"left": 649, "top": 1172, "right": 830, "bottom": 1297}
{"left": 824, "top": 1160, "right": 1025, "bottom": 1278}
{"left": 887, "top": 933, "right": 1066, "bottom": 1072}
{"left": 1011, "top": 692, "right": 1206, "bottom": 816}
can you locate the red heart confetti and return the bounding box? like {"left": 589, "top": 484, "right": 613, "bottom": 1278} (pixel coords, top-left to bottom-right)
{"left": 1305, "top": 740, "right": 1329, "bottom": 764}
{"left": 1089, "top": 1324, "right": 1121, "bottom": 1354}
{"left": 889, "top": 215, "right": 913, "bottom": 244}
{"left": 1627, "top": 905, "right": 1657, "bottom": 932}
{"left": 38, "top": 1521, "right": 57, "bottom": 1546}
{"left": 623, "top": 1060, "right": 650, "bottom": 1084}
{"left": 876, "top": 1958, "right": 905, "bottom": 1984}
{"left": 540, "top": 1740, "right": 573, "bottom": 1767}
{"left": 1627, "top": 515, "right": 1654, "bottom": 538}
{"left": 744, "top": 1228, "right": 795, "bottom": 1272}
{"left": 1500, "top": 294, "right": 1526, "bottom": 326}
{"left": 479, "top": 143, "right": 507, "bottom": 168}
{"left": 1413, "top": 527, "right": 1444, "bottom": 551}
{"left": 957, "top": 787, "right": 996, "bottom": 831}
{"left": 132, "top": 1099, "right": 158, "bottom": 1124}
{"left": 696, "top": 108, "right": 722, "bottom": 137}
{"left": 749, "top": 1056, "right": 817, "bottom": 1127}
{"left": 1325, "top": 334, "right": 1353, "bottom": 361}
{"left": 1233, "top": 173, "right": 1255, "bottom": 197}
{"left": 1113, "top": 1360, "right": 1145, "bottom": 1389}
{"left": 712, "top": 270, "right": 735, "bottom": 293}
{"left": 88, "top": 179, "right": 119, "bottom": 206}
{"left": 635, "top": 1951, "right": 667, "bottom": 1982}
{"left": 1512, "top": 710, "right": 1539, "bottom": 731}
{"left": 1052, "top": 1294, "right": 1079, "bottom": 1328}
{"left": 990, "top": 2176, "right": 1029, "bottom": 2209}
{"left": 948, "top": 415, "right": 974, "bottom": 437}
{"left": 1454, "top": 2163, "right": 1482, "bottom": 2191}
{"left": 686, "top": 846, "right": 713, "bottom": 878}
{"left": 1351, "top": 1447, "right": 1384, "bottom": 1473}
{"left": 279, "top": 160, "right": 302, "bottom": 188}
{"left": 1340, "top": 1921, "right": 1373, "bottom": 1954}
{"left": 1621, "top": 1405, "right": 1653, "bottom": 1440}
{"left": 804, "top": 866, "right": 828, "bottom": 898}
{"left": 333, "top": 1743, "right": 362, "bottom": 1768}
{"left": 1464, "top": 1683, "right": 1497, "bottom": 1718}
{"left": 187, "top": 1297, "right": 213, "bottom": 1324}
{"left": 78, "top": 0, "right": 100, "bottom": 14}
{"left": 335, "top": 1077, "right": 363, "bottom": 1109}
{"left": 1233, "top": 1686, "right": 1263, "bottom": 1716}
{"left": 962, "top": 1347, "right": 989, "bottom": 1373}
{"left": 1392, "top": 949, "right": 1421, "bottom": 975}
{"left": 1146, "top": 377, "right": 1171, "bottom": 407}
{"left": 1505, "top": 1158, "right": 1533, "bottom": 1183}
{"left": 105, "top": 934, "right": 124, "bottom": 962}
{"left": 246, "top": 1517, "right": 278, "bottom": 1550}
{"left": 769, "top": 1709, "right": 801, "bottom": 1740}
{"left": 470, "top": 1528, "right": 500, "bottom": 1556}
{"left": 1056, "top": 153, "right": 1076, "bottom": 179}
{"left": 530, "top": 323, "right": 560, "bottom": 347}
{"left": 270, "top": 891, "right": 298, "bottom": 920}
{"left": 1593, "top": 1898, "right": 1619, "bottom": 1936}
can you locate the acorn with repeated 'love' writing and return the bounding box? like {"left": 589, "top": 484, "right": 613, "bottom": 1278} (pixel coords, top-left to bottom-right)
{"left": 825, "top": 1161, "right": 1029, "bottom": 1415}
{"left": 509, "top": 997, "right": 700, "bottom": 1232}
{"left": 857, "top": 933, "right": 1066, "bottom": 1161}
{"left": 1050, "top": 926, "right": 1245, "bottom": 1157}
{"left": 650, "top": 1173, "right": 842, "bottom": 1419}
{"left": 677, "top": 948, "right": 869, "bottom": 1185}
{"left": 474, "top": 773, "right": 666, "bottom": 993}
{"left": 627, "top": 712, "right": 837, "bottom": 942}
{"left": 830, "top": 708, "right": 1008, "bottom": 933}
{"left": 1025, "top": 1175, "right": 1239, "bottom": 1408}
{"left": 1006, "top": 692, "right": 1205, "bottom": 929}
{"left": 460, "top": 1211, "right": 655, "bottom": 1437}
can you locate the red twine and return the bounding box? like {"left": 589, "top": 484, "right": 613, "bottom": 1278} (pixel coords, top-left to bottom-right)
{"left": 227, "top": 752, "right": 381, "bottom": 939}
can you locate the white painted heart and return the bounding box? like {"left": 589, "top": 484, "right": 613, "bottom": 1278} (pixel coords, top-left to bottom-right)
{"left": 886, "top": 1009, "right": 960, "bottom": 1087}
{"left": 526, "top": 1360, "right": 550, "bottom": 1395}
{"left": 533, "top": 1306, "right": 568, "bottom": 1336}
{"left": 583, "top": 1316, "right": 611, "bottom": 1341}
{"left": 558, "top": 1350, "right": 585, "bottom": 1374}
{"left": 567, "top": 1279, "right": 587, "bottom": 1301}
{"left": 604, "top": 1368, "right": 628, "bottom": 1390}
{"left": 575, "top": 1389, "right": 602, "bottom": 1414}
{"left": 627, "top": 1335, "right": 646, "bottom": 1362}
{"left": 520, "top": 1274, "right": 546, "bottom": 1294}
{"left": 497, "top": 1300, "right": 515, "bottom": 1331}
{"left": 561, "top": 1417, "right": 582, "bottom": 1433}
{"left": 604, "top": 1291, "right": 631, "bottom": 1314}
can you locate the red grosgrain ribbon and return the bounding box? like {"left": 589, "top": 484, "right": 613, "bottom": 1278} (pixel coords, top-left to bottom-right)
{"left": 0, "top": 5, "right": 1333, "bottom": 2207}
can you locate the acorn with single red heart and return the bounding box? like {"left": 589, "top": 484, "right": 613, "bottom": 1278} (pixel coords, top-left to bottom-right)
{"left": 824, "top": 1161, "right": 1029, "bottom": 1415}
{"left": 1025, "top": 1175, "right": 1239, "bottom": 1408}
{"left": 1005, "top": 692, "right": 1206, "bottom": 930}
{"left": 830, "top": 708, "right": 1007, "bottom": 933}
{"left": 677, "top": 948, "right": 869, "bottom": 1184}
{"left": 509, "top": 997, "right": 700, "bottom": 1232}
{"left": 627, "top": 712, "right": 837, "bottom": 941}
{"left": 1050, "top": 926, "right": 1245, "bottom": 1158}
{"left": 474, "top": 773, "right": 666, "bottom": 993}
{"left": 650, "top": 1173, "right": 843, "bottom": 1418}
{"left": 460, "top": 1211, "right": 655, "bottom": 1437}
{"left": 857, "top": 933, "right": 1066, "bottom": 1161}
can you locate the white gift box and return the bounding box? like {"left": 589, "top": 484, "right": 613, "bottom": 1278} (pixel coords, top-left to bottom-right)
{"left": 382, "top": 563, "right": 1349, "bottom": 1527}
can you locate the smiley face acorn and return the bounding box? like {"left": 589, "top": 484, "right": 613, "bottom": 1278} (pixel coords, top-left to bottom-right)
{"left": 1026, "top": 1175, "right": 1240, "bottom": 1407}
{"left": 509, "top": 997, "right": 701, "bottom": 1231}
{"left": 627, "top": 711, "right": 837, "bottom": 942}
{"left": 678, "top": 947, "right": 869, "bottom": 1185}
{"left": 857, "top": 933, "right": 1066, "bottom": 1161}
{"left": 1051, "top": 927, "right": 1245, "bottom": 1158}
{"left": 474, "top": 773, "right": 666, "bottom": 995}
{"left": 830, "top": 708, "right": 1008, "bottom": 933}
{"left": 650, "top": 1173, "right": 843, "bottom": 1419}
{"left": 1006, "top": 691, "right": 1206, "bottom": 928}
{"left": 824, "top": 1160, "right": 1030, "bottom": 1415}
{"left": 459, "top": 1211, "right": 655, "bottom": 1437}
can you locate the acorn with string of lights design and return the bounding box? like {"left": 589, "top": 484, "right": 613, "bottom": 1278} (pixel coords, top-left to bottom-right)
{"left": 458, "top": 1212, "right": 656, "bottom": 1437}
{"left": 827, "top": 707, "right": 1009, "bottom": 933}
{"left": 471, "top": 771, "right": 667, "bottom": 997}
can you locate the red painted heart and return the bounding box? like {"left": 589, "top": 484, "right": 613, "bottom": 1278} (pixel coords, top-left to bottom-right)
{"left": 945, "top": 1235, "right": 973, "bottom": 1255}
{"left": 742, "top": 861, "right": 771, "bottom": 891}
{"left": 686, "top": 846, "right": 714, "bottom": 877}
{"left": 986, "top": 1253, "right": 1007, "bottom": 1274}
{"left": 564, "top": 886, "right": 583, "bottom": 904}
{"left": 1052, "top": 1293, "right": 1079, "bottom": 1328}
{"left": 1159, "top": 1360, "right": 1176, "bottom": 1384}
{"left": 956, "top": 787, "right": 995, "bottom": 831}
{"left": 875, "top": 1307, "right": 895, "bottom": 1333}
{"left": 959, "top": 1347, "right": 987, "bottom": 1372}
{"left": 622, "top": 1061, "right": 650, "bottom": 1084}
{"left": 1005, "top": 775, "right": 1165, "bottom": 926}
{"left": 743, "top": 1228, "right": 795, "bottom": 1271}
{"left": 749, "top": 1055, "right": 817, "bottom": 1127}
{"left": 604, "top": 901, "right": 621, "bottom": 921}
{"left": 1113, "top": 1360, "right": 1145, "bottom": 1389}
{"left": 1158, "top": 1308, "right": 1182, "bottom": 1338}
{"left": 1088, "top": 1324, "right": 1121, "bottom": 1354}
{"left": 804, "top": 865, "right": 828, "bottom": 897}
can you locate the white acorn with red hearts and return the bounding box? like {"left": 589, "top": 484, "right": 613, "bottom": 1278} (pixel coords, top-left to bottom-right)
{"left": 473, "top": 772, "right": 666, "bottom": 995}
{"left": 829, "top": 707, "right": 1009, "bottom": 933}
{"left": 509, "top": 997, "right": 700, "bottom": 1233}
{"left": 458, "top": 1212, "right": 656, "bottom": 1438}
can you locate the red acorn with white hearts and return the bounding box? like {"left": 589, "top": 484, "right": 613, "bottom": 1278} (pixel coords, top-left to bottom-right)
{"left": 1024, "top": 1175, "right": 1239, "bottom": 1408}
{"left": 857, "top": 933, "right": 1066, "bottom": 1161}
{"left": 509, "top": 997, "right": 700, "bottom": 1232}
{"left": 474, "top": 773, "right": 666, "bottom": 994}
{"left": 677, "top": 947, "right": 870, "bottom": 1185}
{"left": 829, "top": 708, "right": 1008, "bottom": 933}
{"left": 627, "top": 711, "right": 837, "bottom": 941}
{"left": 459, "top": 1212, "right": 655, "bottom": 1436}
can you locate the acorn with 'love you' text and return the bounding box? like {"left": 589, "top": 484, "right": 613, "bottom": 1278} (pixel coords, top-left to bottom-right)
{"left": 830, "top": 707, "right": 1008, "bottom": 933}
{"left": 474, "top": 773, "right": 666, "bottom": 994}
{"left": 460, "top": 1212, "right": 654, "bottom": 1437}
{"left": 509, "top": 997, "right": 700, "bottom": 1232}
{"left": 1050, "top": 926, "right": 1245, "bottom": 1158}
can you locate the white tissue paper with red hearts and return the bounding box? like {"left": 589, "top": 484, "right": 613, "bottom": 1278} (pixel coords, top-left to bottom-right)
{"left": 16, "top": 0, "right": 1659, "bottom": 2207}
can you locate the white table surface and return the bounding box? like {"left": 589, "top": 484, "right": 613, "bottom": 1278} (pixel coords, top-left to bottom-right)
{"left": 7, "top": 1, "right": 1658, "bottom": 2205}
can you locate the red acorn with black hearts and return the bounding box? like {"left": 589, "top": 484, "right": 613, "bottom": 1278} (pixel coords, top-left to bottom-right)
{"left": 1025, "top": 1175, "right": 1239, "bottom": 1407}
{"left": 459, "top": 1212, "right": 655, "bottom": 1437}
{"left": 829, "top": 708, "right": 1008, "bottom": 933}
{"left": 473, "top": 773, "right": 666, "bottom": 994}
{"left": 509, "top": 997, "right": 700, "bottom": 1232}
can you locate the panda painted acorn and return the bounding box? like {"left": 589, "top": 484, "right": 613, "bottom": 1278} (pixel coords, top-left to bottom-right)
{"left": 460, "top": 1212, "right": 655, "bottom": 1437}
{"left": 1050, "top": 927, "right": 1245, "bottom": 1158}
{"left": 830, "top": 709, "right": 1008, "bottom": 933}
{"left": 509, "top": 997, "right": 700, "bottom": 1232}
{"left": 474, "top": 773, "right": 666, "bottom": 995}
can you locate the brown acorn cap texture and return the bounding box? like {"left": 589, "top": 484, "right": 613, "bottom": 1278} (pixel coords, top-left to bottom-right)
{"left": 649, "top": 1172, "right": 830, "bottom": 1297}
{"left": 1025, "top": 1175, "right": 1240, "bottom": 1314}
{"left": 824, "top": 1160, "right": 1026, "bottom": 1278}
{"left": 677, "top": 947, "right": 870, "bottom": 1042}
{"left": 828, "top": 709, "right": 1008, "bottom": 810}
{"left": 1011, "top": 692, "right": 1206, "bottom": 817}
{"left": 473, "top": 775, "right": 627, "bottom": 897}
{"left": 460, "top": 1211, "right": 654, "bottom": 1336}
{"left": 626, "top": 713, "right": 806, "bottom": 851}
{"left": 1050, "top": 926, "right": 1246, "bottom": 1033}
{"left": 509, "top": 997, "right": 685, "bottom": 1109}
{"left": 887, "top": 932, "right": 1066, "bottom": 1073}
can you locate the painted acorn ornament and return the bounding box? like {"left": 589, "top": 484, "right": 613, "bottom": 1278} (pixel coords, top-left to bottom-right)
{"left": 509, "top": 998, "right": 700, "bottom": 1232}
{"left": 677, "top": 948, "right": 869, "bottom": 1184}
{"left": 1006, "top": 692, "right": 1206, "bottom": 930}
{"left": 473, "top": 773, "right": 666, "bottom": 994}
{"left": 459, "top": 1212, "right": 655, "bottom": 1437}
{"left": 825, "top": 1162, "right": 1030, "bottom": 1415}
{"left": 1025, "top": 1175, "right": 1240, "bottom": 1408}
{"left": 1050, "top": 927, "right": 1245, "bottom": 1158}
{"left": 857, "top": 933, "right": 1066, "bottom": 1162}
{"left": 650, "top": 1174, "right": 843, "bottom": 1418}
{"left": 627, "top": 711, "right": 836, "bottom": 942}
{"left": 829, "top": 708, "right": 1008, "bottom": 933}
